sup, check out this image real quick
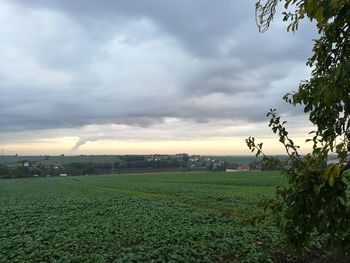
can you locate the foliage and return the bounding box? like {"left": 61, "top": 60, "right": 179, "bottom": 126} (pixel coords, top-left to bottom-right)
{"left": 247, "top": 110, "right": 350, "bottom": 254}
{"left": 209, "top": 156, "right": 263, "bottom": 166}
{"left": 0, "top": 172, "right": 283, "bottom": 262}
{"left": 0, "top": 155, "right": 123, "bottom": 165}
{"left": 0, "top": 154, "right": 240, "bottom": 178}
{"left": 247, "top": 0, "right": 350, "bottom": 255}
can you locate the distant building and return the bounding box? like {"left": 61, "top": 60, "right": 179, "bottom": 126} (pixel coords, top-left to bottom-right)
{"left": 226, "top": 169, "right": 238, "bottom": 172}
{"left": 5, "top": 164, "right": 17, "bottom": 168}
{"left": 237, "top": 165, "right": 250, "bottom": 171}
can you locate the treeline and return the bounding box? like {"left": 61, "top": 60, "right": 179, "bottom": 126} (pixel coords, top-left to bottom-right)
{"left": 0, "top": 154, "right": 280, "bottom": 179}
{"left": 119, "top": 155, "right": 189, "bottom": 168}
{"left": 0, "top": 163, "right": 98, "bottom": 179}
{"left": 0, "top": 165, "right": 42, "bottom": 179}
{"left": 0, "top": 154, "right": 193, "bottom": 178}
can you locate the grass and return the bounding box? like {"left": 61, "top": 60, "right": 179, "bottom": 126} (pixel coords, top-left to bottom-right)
{"left": 0, "top": 155, "right": 121, "bottom": 165}
{"left": 0, "top": 155, "right": 265, "bottom": 165}
{"left": 207, "top": 156, "right": 260, "bottom": 165}
{"left": 1, "top": 171, "right": 285, "bottom": 262}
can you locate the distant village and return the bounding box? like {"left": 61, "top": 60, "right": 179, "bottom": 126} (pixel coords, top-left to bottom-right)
{"left": 0, "top": 154, "right": 264, "bottom": 179}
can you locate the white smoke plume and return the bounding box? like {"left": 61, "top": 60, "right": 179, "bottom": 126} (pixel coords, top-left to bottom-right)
{"left": 70, "top": 137, "right": 100, "bottom": 154}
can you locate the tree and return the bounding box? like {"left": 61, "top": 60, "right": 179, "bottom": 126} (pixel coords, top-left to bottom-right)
{"left": 247, "top": 0, "right": 350, "bottom": 254}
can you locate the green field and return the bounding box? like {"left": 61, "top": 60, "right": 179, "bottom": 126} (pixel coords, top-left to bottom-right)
{"left": 208, "top": 156, "right": 289, "bottom": 165}
{"left": 207, "top": 156, "right": 260, "bottom": 165}
{"left": 0, "top": 155, "right": 121, "bottom": 165}
{"left": 1, "top": 171, "right": 285, "bottom": 262}
{"left": 0, "top": 155, "right": 262, "bottom": 166}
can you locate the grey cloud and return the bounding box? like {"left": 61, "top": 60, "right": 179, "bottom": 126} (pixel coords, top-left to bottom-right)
{"left": 11, "top": 0, "right": 315, "bottom": 58}
{"left": 11, "top": 0, "right": 251, "bottom": 56}
{"left": 1, "top": 0, "right": 315, "bottom": 136}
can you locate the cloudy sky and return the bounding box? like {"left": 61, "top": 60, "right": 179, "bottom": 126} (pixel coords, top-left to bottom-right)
{"left": 0, "top": 0, "right": 317, "bottom": 155}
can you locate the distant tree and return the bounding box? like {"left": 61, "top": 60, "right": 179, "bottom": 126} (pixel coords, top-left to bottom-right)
{"left": 247, "top": 0, "right": 350, "bottom": 254}
{"left": 12, "top": 165, "right": 29, "bottom": 178}
{"left": 114, "top": 161, "right": 127, "bottom": 169}
{"left": 178, "top": 154, "right": 189, "bottom": 169}
{"left": 0, "top": 166, "right": 11, "bottom": 178}
{"left": 84, "top": 161, "right": 95, "bottom": 175}
{"left": 227, "top": 163, "right": 239, "bottom": 170}
{"left": 30, "top": 168, "right": 42, "bottom": 177}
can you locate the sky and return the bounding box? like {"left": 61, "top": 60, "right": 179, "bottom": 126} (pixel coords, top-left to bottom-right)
{"left": 0, "top": 0, "right": 317, "bottom": 155}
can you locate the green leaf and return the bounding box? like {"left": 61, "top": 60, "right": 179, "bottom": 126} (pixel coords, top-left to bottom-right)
{"left": 322, "top": 163, "right": 340, "bottom": 187}
{"left": 313, "top": 185, "right": 321, "bottom": 195}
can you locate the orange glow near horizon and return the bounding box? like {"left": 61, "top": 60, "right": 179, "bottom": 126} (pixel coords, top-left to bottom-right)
{"left": 1, "top": 137, "right": 312, "bottom": 156}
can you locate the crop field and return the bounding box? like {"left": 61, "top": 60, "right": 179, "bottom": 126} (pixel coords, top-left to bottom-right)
{"left": 1, "top": 171, "right": 286, "bottom": 262}
{"left": 0, "top": 155, "right": 122, "bottom": 165}
{"left": 207, "top": 156, "right": 261, "bottom": 165}
{"left": 208, "top": 156, "right": 289, "bottom": 165}
{"left": 0, "top": 155, "right": 263, "bottom": 166}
